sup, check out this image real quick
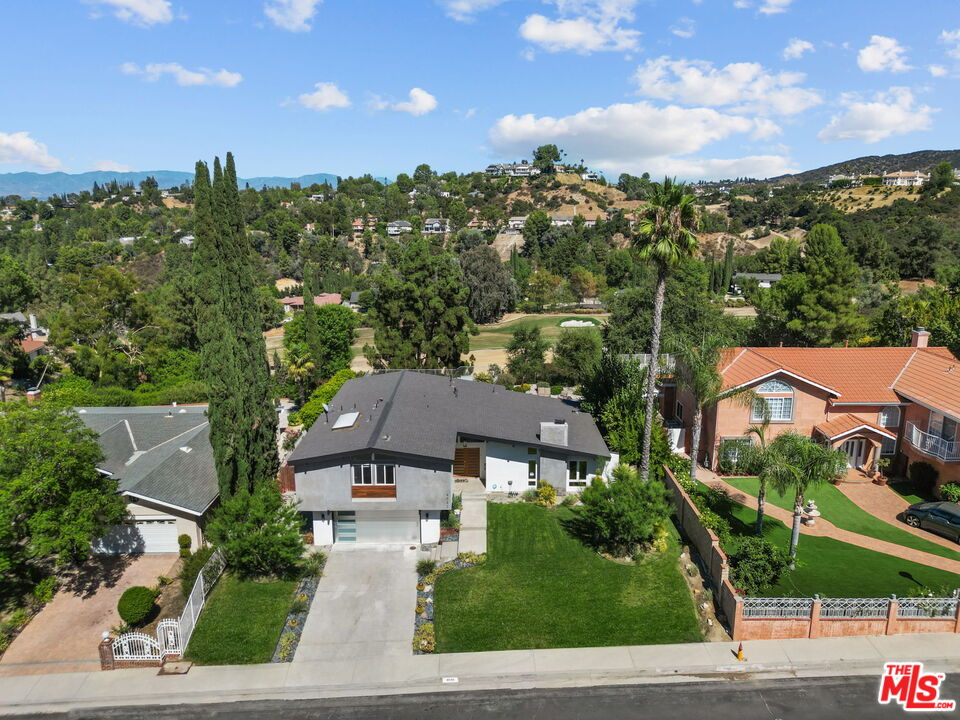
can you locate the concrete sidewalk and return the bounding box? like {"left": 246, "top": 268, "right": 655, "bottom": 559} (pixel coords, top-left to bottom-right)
{"left": 2, "top": 633, "right": 959, "bottom": 716}
{"left": 457, "top": 497, "right": 487, "bottom": 554}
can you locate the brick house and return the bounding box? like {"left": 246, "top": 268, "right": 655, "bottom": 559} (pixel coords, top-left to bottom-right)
{"left": 675, "top": 329, "right": 960, "bottom": 492}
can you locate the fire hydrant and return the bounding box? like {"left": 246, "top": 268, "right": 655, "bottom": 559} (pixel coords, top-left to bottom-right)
{"left": 803, "top": 499, "right": 821, "bottom": 527}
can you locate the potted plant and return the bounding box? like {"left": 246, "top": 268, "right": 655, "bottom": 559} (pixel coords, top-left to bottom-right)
{"left": 874, "top": 457, "right": 891, "bottom": 486}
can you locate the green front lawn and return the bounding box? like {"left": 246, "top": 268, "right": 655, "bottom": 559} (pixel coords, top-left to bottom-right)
{"left": 710, "top": 491, "right": 960, "bottom": 597}
{"left": 185, "top": 574, "right": 297, "bottom": 665}
{"left": 434, "top": 503, "right": 702, "bottom": 653}
{"left": 724, "top": 477, "right": 959, "bottom": 561}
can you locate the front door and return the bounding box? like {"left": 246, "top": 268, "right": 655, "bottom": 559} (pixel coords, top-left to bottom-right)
{"left": 840, "top": 438, "right": 865, "bottom": 468}
{"left": 454, "top": 447, "right": 481, "bottom": 477}
{"left": 334, "top": 511, "right": 357, "bottom": 542}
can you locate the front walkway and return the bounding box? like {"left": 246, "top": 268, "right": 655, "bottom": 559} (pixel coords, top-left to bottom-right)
{"left": 0, "top": 554, "right": 178, "bottom": 677}
{"left": 700, "top": 469, "right": 960, "bottom": 575}
{"left": 293, "top": 547, "right": 417, "bottom": 664}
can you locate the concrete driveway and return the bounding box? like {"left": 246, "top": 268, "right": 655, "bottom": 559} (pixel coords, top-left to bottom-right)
{"left": 293, "top": 547, "right": 418, "bottom": 663}
{"left": 0, "top": 554, "right": 178, "bottom": 676}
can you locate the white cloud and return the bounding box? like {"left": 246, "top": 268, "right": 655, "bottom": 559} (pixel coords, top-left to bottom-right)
{"left": 438, "top": 0, "right": 506, "bottom": 22}
{"left": 366, "top": 93, "right": 390, "bottom": 112}
{"left": 817, "top": 87, "right": 935, "bottom": 143}
{"left": 857, "top": 35, "right": 912, "bottom": 73}
{"left": 463, "top": 108, "right": 477, "bottom": 119}
{"left": 671, "top": 17, "right": 695, "bottom": 39}
{"left": 758, "top": 0, "right": 791, "bottom": 14}
{"left": 121, "top": 62, "right": 243, "bottom": 87}
{"left": 519, "top": 0, "right": 641, "bottom": 54}
{"left": 929, "top": 64, "right": 948, "bottom": 77}
{"left": 633, "top": 56, "right": 822, "bottom": 116}
{"left": 264, "top": 0, "right": 322, "bottom": 32}
{"left": 940, "top": 29, "right": 960, "bottom": 59}
{"left": 783, "top": 38, "right": 814, "bottom": 60}
{"left": 521, "top": 47, "right": 536, "bottom": 61}
{"left": 87, "top": 0, "right": 173, "bottom": 26}
{"left": 0, "top": 131, "right": 63, "bottom": 170}
{"left": 488, "top": 101, "right": 794, "bottom": 179}
{"left": 392, "top": 88, "right": 438, "bottom": 116}
{"left": 733, "top": 0, "right": 793, "bottom": 14}
{"left": 92, "top": 160, "right": 133, "bottom": 172}
{"left": 296, "top": 82, "right": 350, "bottom": 111}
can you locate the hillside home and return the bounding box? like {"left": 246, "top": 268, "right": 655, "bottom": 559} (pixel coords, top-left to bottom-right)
{"left": 386, "top": 220, "right": 413, "bottom": 236}
{"left": 422, "top": 218, "right": 450, "bottom": 234}
{"left": 78, "top": 406, "right": 217, "bottom": 554}
{"left": 507, "top": 215, "right": 527, "bottom": 232}
{"left": 550, "top": 214, "right": 574, "bottom": 227}
{"left": 675, "top": 330, "right": 960, "bottom": 492}
{"left": 883, "top": 170, "right": 929, "bottom": 187}
{"left": 279, "top": 293, "right": 342, "bottom": 314}
{"left": 485, "top": 162, "right": 542, "bottom": 178}
{"left": 287, "top": 371, "right": 614, "bottom": 545}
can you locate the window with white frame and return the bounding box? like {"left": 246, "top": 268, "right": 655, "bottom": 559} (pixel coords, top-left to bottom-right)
{"left": 878, "top": 406, "right": 900, "bottom": 427}
{"left": 351, "top": 463, "right": 395, "bottom": 485}
{"left": 881, "top": 436, "right": 896, "bottom": 455}
{"left": 568, "top": 460, "right": 588, "bottom": 487}
{"left": 751, "top": 379, "right": 794, "bottom": 422}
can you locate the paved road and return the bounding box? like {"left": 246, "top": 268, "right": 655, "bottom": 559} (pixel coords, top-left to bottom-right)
{"left": 25, "top": 675, "right": 960, "bottom": 719}
{"left": 292, "top": 546, "right": 417, "bottom": 663}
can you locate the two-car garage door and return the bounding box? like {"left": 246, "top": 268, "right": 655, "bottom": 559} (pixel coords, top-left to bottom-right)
{"left": 92, "top": 517, "right": 179, "bottom": 554}
{"left": 335, "top": 510, "right": 420, "bottom": 544}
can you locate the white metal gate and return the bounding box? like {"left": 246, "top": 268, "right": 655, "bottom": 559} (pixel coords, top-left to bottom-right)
{"left": 109, "top": 550, "right": 225, "bottom": 663}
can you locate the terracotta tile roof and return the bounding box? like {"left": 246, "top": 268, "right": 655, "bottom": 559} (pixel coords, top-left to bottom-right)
{"left": 18, "top": 338, "right": 46, "bottom": 354}
{"left": 892, "top": 351, "right": 960, "bottom": 420}
{"left": 279, "top": 294, "right": 342, "bottom": 307}
{"left": 720, "top": 346, "right": 958, "bottom": 404}
{"left": 815, "top": 413, "right": 896, "bottom": 441}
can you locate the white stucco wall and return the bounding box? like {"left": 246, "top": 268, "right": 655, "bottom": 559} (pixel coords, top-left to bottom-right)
{"left": 420, "top": 510, "right": 441, "bottom": 544}
{"left": 311, "top": 511, "right": 334, "bottom": 545}
{"left": 485, "top": 440, "right": 539, "bottom": 492}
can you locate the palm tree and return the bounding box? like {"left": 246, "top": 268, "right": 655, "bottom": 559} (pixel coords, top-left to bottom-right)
{"left": 286, "top": 351, "right": 315, "bottom": 406}
{"left": 635, "top": 178, "right": 700, "bottom": 480}
{"left": 674, "top": 334, "right": 757, "bottom": 488}
{"left": 741, "top": 421, "right": 776, "bottom": 535}
{"left": 765, "top": 432, "right": 847, "bottom": 566}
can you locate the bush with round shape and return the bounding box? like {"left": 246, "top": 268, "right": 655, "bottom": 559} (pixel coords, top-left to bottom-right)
{"left": 536, "top": 479, "right": 557, "bottom": 507}
{"left": 909, "top": 461, "right": 939, "bottom": 495}
{"left": 729, "top": 537, "right": 789, "bottom": 596}
{"left": 117, "top": 586, "right": 157, "bottom": 626}
{"left": 940, "top": 483, "right": 960, "bottom": 503}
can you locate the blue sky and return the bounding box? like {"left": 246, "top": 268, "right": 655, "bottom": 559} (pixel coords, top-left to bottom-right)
{"left": 1, "top": 0, "right": 958, "bottom": 180}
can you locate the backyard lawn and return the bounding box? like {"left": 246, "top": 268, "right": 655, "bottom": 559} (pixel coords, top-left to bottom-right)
{"left": 710, "top": 491, "right": 960, "bottom": 597}
{"left": 185, "top": 574, "right": 297, "bottom": 665}
{"left": 469, "top": 314, "right": 604, "bottom": 351}
{"left": 724, "top": 477, "right": 959, "bottom": 561}
{"left": 433, "top": 502, "right": 702, "bottom": 653}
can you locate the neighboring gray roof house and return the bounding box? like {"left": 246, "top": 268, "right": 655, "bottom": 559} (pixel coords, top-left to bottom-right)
{"left": 77, "top": 405, "right": 217, "bottom": 516}
{"left": 289, "top": 371, "right": 609, "bottom": 466}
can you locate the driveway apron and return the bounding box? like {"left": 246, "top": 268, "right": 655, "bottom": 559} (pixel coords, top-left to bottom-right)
{"left": 293, "top": 547, "right": 417, "bottom": 663}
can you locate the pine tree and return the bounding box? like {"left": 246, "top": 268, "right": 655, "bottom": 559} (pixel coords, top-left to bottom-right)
{"left": 194, "top": 154, "right": 278, "bottom": 499}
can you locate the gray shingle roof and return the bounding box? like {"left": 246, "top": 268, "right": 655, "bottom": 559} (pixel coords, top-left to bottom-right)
{"left": 77, "top": 406, "right": 217, "bottom": 515}
{"left": 288, "top": 371, "right": 609, "bottom": 466}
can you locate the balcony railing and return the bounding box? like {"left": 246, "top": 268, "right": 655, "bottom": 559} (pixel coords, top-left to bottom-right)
{"left": 906, "top": 422, "right": 960, "bottom": 462}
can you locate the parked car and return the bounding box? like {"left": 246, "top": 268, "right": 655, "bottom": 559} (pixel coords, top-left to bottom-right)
{"left": 903, "top": 501, "right": 960, "bottom": 543}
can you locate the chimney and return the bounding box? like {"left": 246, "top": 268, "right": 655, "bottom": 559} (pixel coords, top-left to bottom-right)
{"left": 540, "top": 420, "right": 568, "bottom": 447}
{"left": 28, "top": 313, "right": 38, "bottom": 331}
{"left": 911, "top": 327, "right": 930, "bottom": 349}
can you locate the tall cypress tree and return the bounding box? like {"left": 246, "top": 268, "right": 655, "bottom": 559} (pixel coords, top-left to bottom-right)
{"left": 721, "top": 240, "right": 735, "bottom": 294}
{"left": 300, "top": 264, "right": 325, "bottom": 379}
{"left": 194, "top": 154, "right": 278, "bottom": 499}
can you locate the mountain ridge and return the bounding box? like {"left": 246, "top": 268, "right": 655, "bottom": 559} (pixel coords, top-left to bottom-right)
{"left": 0, "top": 170, "right": 344, "bottom": 199}
{"left": 768, "top": 149, "right": 960, "bottom": 185}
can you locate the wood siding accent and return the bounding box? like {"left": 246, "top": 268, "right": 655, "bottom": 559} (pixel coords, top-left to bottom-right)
{"left": 351, "top": 485, "right": 397, "bottom": 499}
{"left": 454, "top": 447, "right": 481, "bottom": 477}
{"left": 278, "top": 463, "right": 296, "bottom": 492}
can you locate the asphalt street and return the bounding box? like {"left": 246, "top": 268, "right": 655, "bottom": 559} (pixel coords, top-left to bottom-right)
{"left": 23, "top": 674, "right": 960, "bottom": 720}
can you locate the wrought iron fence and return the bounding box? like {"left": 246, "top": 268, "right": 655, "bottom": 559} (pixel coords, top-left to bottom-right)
{"left": 899, "top": 596, "right": 959, "bottom": 619}
{"left": 742, "top": 597, "right": 814, "bottom": 618}
{"left": 820, "top": 597, "right": 889, "bottom": 619}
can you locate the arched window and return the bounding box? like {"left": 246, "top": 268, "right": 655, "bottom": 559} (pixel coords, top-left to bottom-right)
{"left": 751, "top": 378, "right": 794, "bottom": 422}
{"left": 878, "top": 406, "right": 900, "bottom": 427}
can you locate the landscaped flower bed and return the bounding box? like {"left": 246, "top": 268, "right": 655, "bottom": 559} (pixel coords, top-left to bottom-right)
{"left": 272, "top": 553, "right": 327, "bottom": 662}
{"left": 413, "top": 552, "right": 486, "bottom": 654}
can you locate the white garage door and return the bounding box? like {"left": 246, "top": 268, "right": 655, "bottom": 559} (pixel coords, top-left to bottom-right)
{"left": 355, "top": 510, "right": 420, "bottom": 544}
{"left": 92, "top": 517, "right": 179, "bottom": 554}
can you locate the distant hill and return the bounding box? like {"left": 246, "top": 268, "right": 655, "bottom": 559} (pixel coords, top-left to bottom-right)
{"left": 0, "top": 170, "right": 344, "bottom": 199}
{"left": 769, "top": 149, "right": 960, "bottom": 185}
